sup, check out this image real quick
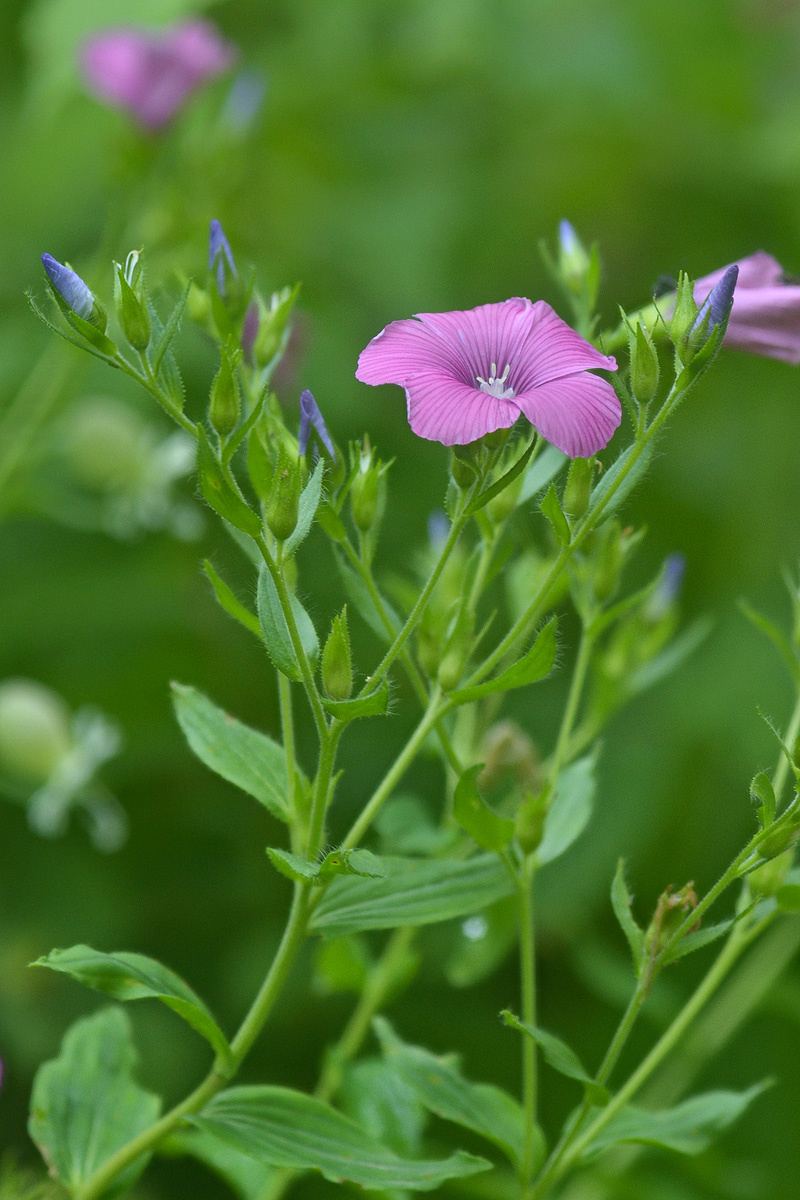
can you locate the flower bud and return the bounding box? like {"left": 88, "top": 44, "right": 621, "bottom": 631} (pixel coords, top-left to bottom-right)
{"left": 557, "top": 220, "right": 591, "bottom": 295}
{"left": 0, "top": 679, "right": 72, "bottom": 783}
{"left": 515, "top": 788, "right": 549, "bottom": 855}
{"left": 437, "top": 610, "right": 474, "bottom": 691}
{"left": 669, "top": 272, "right": 699, "bottom": 356}
{"left": 254, "top": 284, "right": 300, "bottom": 368}
{"left": 298, "top": 390, "right": 335, "bottom": 459}
{"left": 209, "top": 351, "right": 241, "bottom": 439}
{"left": 209, "top": 219, "right": 238, "bottom": 297}
{"left": 114, "top": 252, "right": 150, "bottom": 352}
{"left": 562, "top": 457, "right": 593, "bottom": 520}
{"left": 187, "top": 281, "right": 211, "bottom": 323}
{"left": 350, "top": 443, "right": 384, "bottom": 532}
{"left": 322, "top": 608, "right": 352, "bottom": 701}
{"left": 486, "top": 456, "right": 526, "bottom": 522}
{"left": 628, "top": 320, "right": 659, "bottom": 405}
{"left": 265, "top": 446, "right": 301, "bottom": 541}
{"left": 593, "top": 520, "right": 625, "bottom": 602}
{"left": 41, "top": 253, "right": 107, "bottom": 331}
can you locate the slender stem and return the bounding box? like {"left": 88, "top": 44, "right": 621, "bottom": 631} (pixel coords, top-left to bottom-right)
{"left": 773, "top": 689, "right": 800, "bottom": 804}
{"left": 306, "top": 723, "right": 343, "bottom": 858}
{"left": 549, "top": 626, "right": 594, "bottom": 785}
{"left": 339, "top": 688, "right": 446, "bottom": 852}
{"left": 278, "top": 674, "right": 299, "bottom": 850}
{"left": 76, "top": 883, "right": 312, "bottom": 1200}
{"left": 519, "top": 855, "right": 539, "bottom": 1187}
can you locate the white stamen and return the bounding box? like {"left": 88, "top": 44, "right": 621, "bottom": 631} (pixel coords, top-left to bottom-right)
{"left": 476, "top": 362, "right": 515, "bottom": 400}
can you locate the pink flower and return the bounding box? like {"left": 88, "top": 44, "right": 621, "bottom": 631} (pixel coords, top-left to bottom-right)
{"left": 694, "top": 252, "right": 800, "bottom": 364}
{"left": 356, "top": 298, "right": 620, "bottom": 456}
{"left": 81, "top": 20, "right": 236, "bottom": 130}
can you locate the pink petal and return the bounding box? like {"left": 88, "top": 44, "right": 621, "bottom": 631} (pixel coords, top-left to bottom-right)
{"left": 514, "top": 372, "right": 621, "bottom": 458}
{"left": 696, "top": 251, "right": 783, "bottom": 297}
{"left": 722, "top": 286, "right": 800, "bottom": 364}
{"left": 404, "top": 372, "right": 520, "bottom": 445}
{"left": 356, "top": 317, "right": 468, "bottom": 384}
{"left": 511, "top": 301, "right": 617, "bottom": 390}
{"left": 166, "top": 20, "right": 237, "bottom": 81}
{"left": 81, "top": 32, "right": 152, "bottom": 109}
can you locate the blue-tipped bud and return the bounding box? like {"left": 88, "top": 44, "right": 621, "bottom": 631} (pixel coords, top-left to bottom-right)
{"left": 209, "top": 219, "right": 237, "bottom": 295}
{"left": 646, "top": 553, "right": 685, "bottom": 621}
{"left": 691, "top": 265, "right": 738, "bottom": 340}
{"left": 298, "top": 389, "right": 335, "bottom": 458}
{"left": 42, "top": 254, "right": 106, "bottom": 331}
{"left": 557, "top": 219, "right": 591, "bottom": 294}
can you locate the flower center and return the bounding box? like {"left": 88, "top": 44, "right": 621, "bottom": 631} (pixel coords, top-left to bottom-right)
{"left": 475, "top": 362, "right": 515, "bottom": 400}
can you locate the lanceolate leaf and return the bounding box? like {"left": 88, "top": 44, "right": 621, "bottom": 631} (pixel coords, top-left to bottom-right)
{"left": 150, "top": 284, "right": 189, "bottom": 380}
{"left": 29, "top": 1007, "right": 161, "bottom": 1193}
{"left": 197, "top": 426, "right": 261, "bottom": 537}
{"left": 257, "top": 565, "right": 319, "bottom": 681}
{"left": 310, "top": 855, "right": 515, "bottom": 938}
{"left": 537, "top": 752, "right": 597, "bottom": 866}
{"left": 611, "top": 859, "right": 644, "bottom": 974}
{"left": 466, "top": 437, "right": 537, "bottom": 517}
{"left": 284, "top": 458, "right": 325, "bottom": 558}
{"left": 501, "top": 1012, "right": 609, "bottom": 1107}
{"left": 203, "top": 560, "right": 261, "bottom": 639}
{"left": 540, "top": 484, "right": 570, "bottom": 546}
{"left": 166, "top": 1128, "right": 274, "bottom": 1200}
{"left": 375, "top": 1017, "right": 524, "bottom": 1167}
{"left": 322, "top": 680, "right": 389, "bottom": 721}
{"left": 171, "top": 683, "right": 290, "bottom": 822}
{"left": 453, "top": 764, "right": 515, "bottom": 852}
{"left": 33, "top": 946, "right": 232, "bottom": 1066}
{"left": 584, "top": 1084, "right": 769, "bottom": 1158}
{"left": 188, "top": 1086, "right": 490, "bottom": 1191}
{"left": 451, "top": 617, "right": 558, "bottom": 705}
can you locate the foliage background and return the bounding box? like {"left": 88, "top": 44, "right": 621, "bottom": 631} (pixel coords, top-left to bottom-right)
{"left": 2, "top": 1, "right": 800, "bottom": 1197}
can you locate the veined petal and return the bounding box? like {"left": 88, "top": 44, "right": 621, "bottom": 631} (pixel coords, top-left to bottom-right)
{"left": 514, "top": 372, "right": 621, "bottom": 458}
{"left": 695, "top": 251, "right": 783, "bottom": 298}
{"left": 511, "top": 301, "right": 617, "bottom": 391}
{"left": 404, "top": 372, "right": 519, "bottom": 446}
{"left": 356, "top": 317, "right": 469, "bottom": 384}
{"left": 720, "top": 287, "right": 800, "bottom": 364}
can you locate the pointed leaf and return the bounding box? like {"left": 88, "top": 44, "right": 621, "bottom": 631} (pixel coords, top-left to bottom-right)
{"left": 322, "top": 680, "right": 389, "bottom": 721}
{"left": 188, "top": 1086, "right": 490, "bottom": 1191}
{"left": 29, "top": 1007, "right": 161, "bottom": 1193}
{"left": 453, "top": 764, "right": 515, "bottom": 852}
{"left": 311, "top": 855, "right": 515, "bottom": 938}
{"left": 451, "top": 617, "right": 558, "bottom": 705}
{"left": 203, "top": 560, "right": 261, "bottom": 639}
{"left": 375, "top": 1017, "right": 524, "bottom": 1167}
{"left": 150, "top": 285, "right": 189, "bottom": 379}
{"left": 284, "top": 458, "right": 325, "bottom": 558}
{"left": 540, "top": 484, "right": 570, "bottom": 546}
{"left": 197, "top": 426, "right": 261, "bottom": 537}
{"left": 584, "top": 1084, "right": 769, "bottom": 1157}
{"left": 537, "top": 752, "right": 597, "bottom": 866}
{"left": 739, "top": 599, "right": 800, "bottom": 685}
{"left": 267, "top": 847, "right": 319, "bottom": 883}
{"left": 257, "top": 565, "right": 319, "bottom": 681}
{"left": 340, "top": 1058, "right": 426, "bottom": 1158}
{"left": 501, "top": 1011, "right": 609, "bottom": 1107}
{"left": 518, "top": 445, "right": 568, "bottom": 504}
{"left": 171, "top": 683, "right": 289, "bottom": 822}
{"left": 33, "top": 946, "right": 231, "bottom": 1066}
{"left": 611, "top": 859, "right": 644, "bottom": 974}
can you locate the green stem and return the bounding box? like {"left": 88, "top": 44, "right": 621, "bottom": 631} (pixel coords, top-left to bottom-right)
{"left": 278, "top": 673, "right": 299, "bottom": 850}
{"left": 306, "top": 722, "right": 344, "bottom": 859}
{"left": 76, "top": 883, "right": 312, "bottom": 1200}
{"left": 549, "top": 626, "right": 594, "bottom": 784}
{"left": 519, "top": 856, "right": 538, "bottom": 1187}
{"left": 773, "top": 689, "right": 800, "bottom": 805}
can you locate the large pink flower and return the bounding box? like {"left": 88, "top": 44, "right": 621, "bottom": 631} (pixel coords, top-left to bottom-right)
{"left": 694, "top": 252, "right": 800, "bottom": 364}
{"left": 356, "top": 298, "right": 620, "bottom": 457}
{"left": 81, "top": 20, "right": 236, "bottom": 130}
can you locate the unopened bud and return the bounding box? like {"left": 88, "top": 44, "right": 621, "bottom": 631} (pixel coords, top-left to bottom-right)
{"left": 515, "top": 788, "right": 548, "bottom": 855}
{"left": 628, "top": 321, "right": 659, "bottom": 405}
{"left": 322, "top": 608, "right": 352, "bottom": 701}
{"left": 437, "top": 611, "right": 474, "bottom": 692}
{"left": 0, "top": 679, "right": 72, "bottom": 783}
{"left": 187, "top": 282, "right": 211, "bottom": 323}
{"left": 114, "top": 253, "right": 150, "bottom": 352}
{"left": 265, "top": 447, "right": 301, "bottom": 541}
{"left": 486, "top": 458, "right": 526, "bottom": 522}
{"left": 558, "top": 220, "right": 591, "bottom": 295}
{"left": 41, "top": 254, "right": 106, "bottom": 332}
{"left": 350, "top": 446, "right": 382, "bottom": 532}
{"left": 562, "top": 457, "right": 593, "bottom": 519}
{"left": 593, "top": 520, "right": 625, "bottom": 602}
{"left": 669, "top": 272, "right": 699, "bottom": 359}
{"left": 254, "top": 284, "right": 300, "bottom": 368}
{"left": 209, "top": 352, "right": 241, "bottom": 439}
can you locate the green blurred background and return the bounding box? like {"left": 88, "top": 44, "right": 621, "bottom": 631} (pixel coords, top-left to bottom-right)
{"left": 2, "top": 1, "right": 800, "bottom": 1197}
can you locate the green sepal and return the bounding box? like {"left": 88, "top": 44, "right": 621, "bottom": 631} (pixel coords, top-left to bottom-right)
{"left": 150, "top": 284, "right": 189, "bottom": 379}
{"left": 750, "top": 770, "right": 777, "bottom": 829}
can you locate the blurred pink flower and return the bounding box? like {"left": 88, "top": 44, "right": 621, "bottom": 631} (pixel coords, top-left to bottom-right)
{"left": 694, "top": 252, "right": 800, "bottom": 364}
{"left": 81, "top": 20, "right": 236, "bottom": 130}
{"left": 356, "top": 298, "right": 620, "bottom": 456}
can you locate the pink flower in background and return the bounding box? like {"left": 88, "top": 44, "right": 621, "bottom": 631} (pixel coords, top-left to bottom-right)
{"left": 356, "top": 298, "right": 620, "bottom": 456}
{"left": 694, "top": 252, "right": 800, "bottom": 364}
{"left": 81, "top": 20, "right": 236, "bottom": 130}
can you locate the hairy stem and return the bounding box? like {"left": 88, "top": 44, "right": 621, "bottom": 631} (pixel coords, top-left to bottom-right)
{"left": 519, "top": 855, "right": 539, "bottom": 1187}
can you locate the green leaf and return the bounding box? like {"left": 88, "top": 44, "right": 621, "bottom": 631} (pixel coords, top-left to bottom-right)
{"left": 663, "top": 918, "right": 738, "bottom": 964}
{"left": 451, "top": 617, "right": 558, "bottom": 705}
{"left": 267, "top": 847, "right": 388, "bottom": 886}
{"left": 453, "top": 764, "right": 515, "bottom": 852}
{"left": 584, "top": 1084, "right": 769, "bottom": 1157}
{"left": 466, "top": 437, "right": 537, "bottom": 517}
{"left": 739, "top": 599, "right": 800, "bottom": 685}
{"left": 340, "top": 1058, "right": 426, "bottom": 1158}
{"left": 585, "top": 438, "right": 656, "bottom": 525}
{"left": 165, "top": 1128, "right": 273, "bottom": 1199}
{"left": 375, "top": 1017, "right": 524, "bottom": 1167}
{"left": 33, "top": 946, "right": 231, "bottom": 1066}
{"left": 28, "top": 291, "right": 118, "bottom": 365}
{"left": 537, "top": 752, "right": 597, "bottom": 866}
{"left": 266, "top": 847, "right": 320, "bottom": 883}
{"left": 284, "top": 458, "right": 325, "bottom": 558}
{"left": 518, "top": 445, "right": 568, "bottom": 504}
{"left": 197, "top": 426, "right": 261, "bottom": 537}
{"left": 501, "top": 1011, "right": 609, "bottom": 1107}
{"left": 171, "top": 683, "right": 289, "bottom": 822}
{"left": 540, "top": 484, "right": 571, "bottom": 546}
{"left": 611, "top": 860, "right": 644, "bottom": 974}
{"left": 445, "top": 896, "right": 518, "bottom": 988}
{"left": 150, "top": 284, "right": 189, "bottom": 379}
{"left": 29, "top": 1007, "right": 161, "bottom": 1194}
{"left": 750, "top": 770, "right": 777, "bottom": 829}
{"left": 322, "top": 680, "right": 389, "bottom": 721}
{"left": 203, "top": 560, "right": 261, "bottom": 639}
{"left": 311, "top": 855, "right": 515, "bottom": 938}
{"left": 256, "top": 565, "right": 319, "bottom": 681}
{"left": 187, "top": 1086, "right": 490, "bottom": 1191}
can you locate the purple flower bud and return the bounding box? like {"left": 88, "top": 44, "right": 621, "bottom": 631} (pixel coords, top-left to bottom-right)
{"left": 41, "top": 253, "right": 94, "bottom": 320}
{"left": 209, "top": 219, "right": 237, "bottom": 294}
{"left": 558, "top": 220, "right": 580, "bottom": 258}
{"left": 298, "top": 389, "right": 335, "bottom": 458}
{"left": 646, "top": 553, "right": 686, "bottom": 621}
{"left": 691, "top": 265, "right": 739, "bottom": 338}
{"left": 427, "top": 509, "right": 450, "bottom": 550}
